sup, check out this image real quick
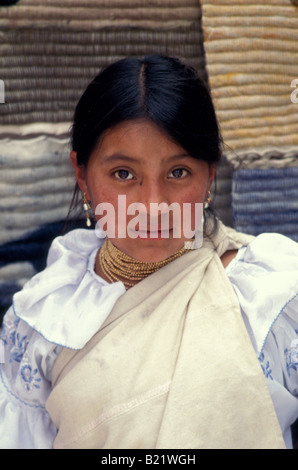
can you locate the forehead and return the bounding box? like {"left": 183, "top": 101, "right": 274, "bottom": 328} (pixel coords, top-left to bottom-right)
{"left": 94, "top": 119, "right": 187, "bottom": 160}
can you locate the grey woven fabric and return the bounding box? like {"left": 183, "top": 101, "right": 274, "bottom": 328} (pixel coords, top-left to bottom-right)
{"left": 232, "top": 166, "right": 298, "bottom": 242}
{"left": 0, "top": 0, "right": 207, "bottom": 125}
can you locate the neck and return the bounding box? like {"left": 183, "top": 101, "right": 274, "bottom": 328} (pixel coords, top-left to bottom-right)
{"left": 97, "top": 238, "right": 191, "bottom": 289}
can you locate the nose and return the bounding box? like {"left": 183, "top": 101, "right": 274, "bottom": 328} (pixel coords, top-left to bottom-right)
{"left": 137, "top": 178, "right": 170, "bottom": 210}
{"left": 133, "top": 179, "right": 172, "bottom": 229}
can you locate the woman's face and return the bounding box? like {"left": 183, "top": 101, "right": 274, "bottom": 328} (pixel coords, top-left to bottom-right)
{"left": 71, "top": 119, "right": 215, "bottom": 262}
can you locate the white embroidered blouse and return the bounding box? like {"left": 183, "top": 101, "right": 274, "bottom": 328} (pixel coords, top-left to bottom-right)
{"left": 0, "top": 229, "right": 298, "bottom": 449}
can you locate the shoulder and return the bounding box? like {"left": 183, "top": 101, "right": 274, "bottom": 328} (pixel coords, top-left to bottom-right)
{"left": 226, "top": 232, "right": 298, "bottom": 355}
{"left": 46, "top": 228, "right": 101, "bottom": 266}
{"left": 233, "top": 232, "right": 298, "bottom": 271}
{"left": 225, "top": 232, "right": 298, "bottom": 449}
{"left": 220, "top": 249, "right": 238, "bottom": 269}
{"left": 227, "top": 231, "right": 298, "bottom": 279}
{"left": 10, "top": 229, "right": 125, "bottom": 350}
{"left": 15, "top": 228, "right": 101, "bottom": 303}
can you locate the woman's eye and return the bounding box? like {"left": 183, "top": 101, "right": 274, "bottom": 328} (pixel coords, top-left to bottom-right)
{"left": 169, "top": 168, "right": 189, "bottom": 179}
{"left": 114, "top": 169, "right": 134, "bottom": 180}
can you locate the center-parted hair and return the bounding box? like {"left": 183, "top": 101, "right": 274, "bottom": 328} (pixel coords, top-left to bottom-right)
{"left": 71, "top": 55, "right": 222, "bottom": 168}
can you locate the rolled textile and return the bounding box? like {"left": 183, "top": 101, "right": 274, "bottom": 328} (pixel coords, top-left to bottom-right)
{"left": 211, "top": 154, "right": 234, "bottom": 227}
{"left": 232, "top": 166, "right": 298, "bottom": 241}
{"left": 0, "top": 135, "right": 78, "bottom": 321}
{"left": 201, "top": 0, "right": 298, "bottom": 160}
{"left": 0, "top": 135, "right": 75, "bottom": 244}
{"left": 227, "top": 148, "right": 298, "bottom": 171}
{"left": 0, "top": 0, "right": 206, "bottom": 126}
{"left": 0, "top": 0, "right": 200, "bottom": 29}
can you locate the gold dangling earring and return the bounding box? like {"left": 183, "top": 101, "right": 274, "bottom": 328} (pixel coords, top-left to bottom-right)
{"left": 82, "top": 192, "right": 92, "bottom": 227}
{"left": 204, "top": 190, "right": 212, "bottom": 209}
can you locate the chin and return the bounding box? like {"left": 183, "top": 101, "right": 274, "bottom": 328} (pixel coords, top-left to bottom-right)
{"left": 129, "top": 239, "right": 186, "bottom": 262}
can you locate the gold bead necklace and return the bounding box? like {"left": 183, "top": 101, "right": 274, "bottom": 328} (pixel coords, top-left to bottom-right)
{"left": 99, "top": 238, "right": 190, "bottom": 289}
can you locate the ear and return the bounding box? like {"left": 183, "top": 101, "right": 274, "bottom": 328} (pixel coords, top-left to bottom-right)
{"left": 208, "top": 164, "right": 216, "bottom": 190}
{"left": 70, "top": 151, "right": 88, "bottom": 196}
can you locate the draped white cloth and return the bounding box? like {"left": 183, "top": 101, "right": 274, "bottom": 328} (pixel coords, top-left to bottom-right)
{"left": 0, "top": 226, "right": 297, "bottom": 448}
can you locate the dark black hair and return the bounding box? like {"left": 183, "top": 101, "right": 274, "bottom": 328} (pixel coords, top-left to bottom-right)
{"left": 68, "top": 55, "right": 222, "bottom": 226}
{"left": 71, "top": 54, "right": 222, "bottom": 167}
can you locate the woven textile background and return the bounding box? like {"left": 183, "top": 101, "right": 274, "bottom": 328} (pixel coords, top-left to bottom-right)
{"left": 201, "top": 0, "right": 298, "bottom": 159}
{"left": 0, "top": 0, "right": 212, "bottom": 319}
{"left": 0, "top": 0, "right": 206, "bottom": 125}
{"left": 1, "top": 0, "right": 298, "bottom": 321}
{"left": 1, "top": 0, "right": 298, "bottom": 443}
{"left": 233, "top": 166, "right": 298, "bottom": 242}
{"left": 201, "top": 0, "right": 298, "bottom": 241}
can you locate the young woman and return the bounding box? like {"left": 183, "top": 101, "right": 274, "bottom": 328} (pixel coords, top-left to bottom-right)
{"left": 0, "top": 55, "right": 297, "bottom": 449}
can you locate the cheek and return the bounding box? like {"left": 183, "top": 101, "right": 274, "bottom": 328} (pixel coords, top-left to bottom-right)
{"left": 173, "top": 188, "right": 205, "bottom": 233}
{"left": 179, "top": 201, "right": 204, "bottom": 233}
{"left": 87, "top": 174, "right": 115, "bottom": 206}
{"left": 173, "top": 186, "right": 206, "bottom": 205}
{"left": 91, "top": 186, "right": 129, "bottom": 233}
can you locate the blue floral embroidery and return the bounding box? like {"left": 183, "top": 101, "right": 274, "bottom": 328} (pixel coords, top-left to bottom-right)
{"left": 1, "top": 313, "right": 44, "bottom": 399}
{"left": 284, "top": 341, "right": 298, "bottom": 377}
{"left": 1, "top": 316, "right": 29, "bottom": 363}
{"left": 9, "top": 333, "right": 29, "bottom": 363}
{"left": 1, "top": 317, "right": 20, "bottom": 347}
{"left": 20, "top": 365, "right": 42, "bottom": 392}
{"left": 259, "top": 352, "right": 273, "bottom": 380}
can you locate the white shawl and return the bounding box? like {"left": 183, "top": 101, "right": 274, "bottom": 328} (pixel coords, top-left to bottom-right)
{"left": 46, "top": 222, "right": 285, "bottom": 449}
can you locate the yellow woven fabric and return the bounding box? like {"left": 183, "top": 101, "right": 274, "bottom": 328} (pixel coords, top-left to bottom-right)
{"left": 201, "top": 0, "right": 298, "bottom": 160}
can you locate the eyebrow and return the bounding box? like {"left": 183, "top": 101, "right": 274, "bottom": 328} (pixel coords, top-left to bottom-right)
{"left": 101, "top": 153, "right": 191, "bottom": 164}
{"left": 101, "top": 154, "right": 140, "bottom": 165}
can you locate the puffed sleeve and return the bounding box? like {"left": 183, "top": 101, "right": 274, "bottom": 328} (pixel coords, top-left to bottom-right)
{"left": 0, "top": 306, "right": 61, "bottom": 449}
{"left": 0, "top": 228, "right": 124, "bottom": 448}
{"left": 226, "top": 233, "right": 298, "bottom": 449}
{"left": 262, "top": 299, "right": 298, "bottom": 448}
